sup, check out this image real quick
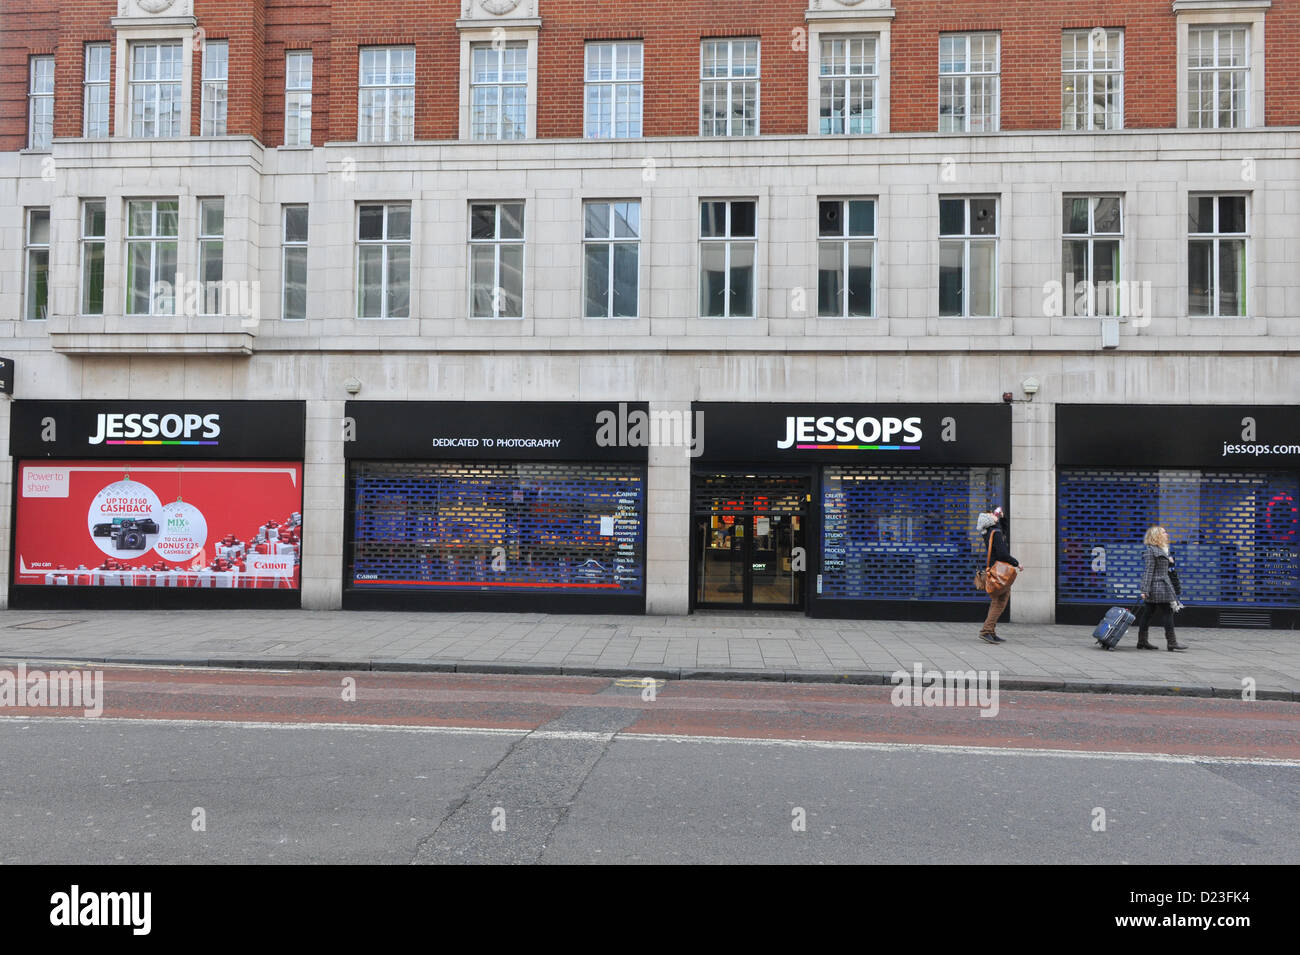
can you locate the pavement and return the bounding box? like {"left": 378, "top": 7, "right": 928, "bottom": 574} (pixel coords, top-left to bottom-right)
{"left": 0, "top": 608, "right": 1296, "bottom": 700}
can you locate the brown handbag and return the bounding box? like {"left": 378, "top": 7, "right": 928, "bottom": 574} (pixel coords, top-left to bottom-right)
{"left": 983, "top": 531, "right": 1018, "bottom": 595}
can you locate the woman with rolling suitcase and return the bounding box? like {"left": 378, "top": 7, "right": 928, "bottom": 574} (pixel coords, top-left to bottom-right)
{"left": 1135, "top": 526, "right": 1188, "bottom": 652}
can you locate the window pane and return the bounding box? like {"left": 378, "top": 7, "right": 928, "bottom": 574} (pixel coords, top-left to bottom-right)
{"left": 939, "top": 240, "right": 963, "bottom": 315}
{"left": 612, "top": 243, "right": 638, "bottom": 317}
{"left": 817, "top": 242, "right": 843, "bottom": 317}
{"left": 127, "top": 243, "right": 153, "bottom": 313}
{"left": 201, "top": 200, "right": 225, "bottom": 236}
{"left": 1219, "top": 238, "right": 1245, "bottom": 316}
{"left": 969, "top": 198, "right": 996, "bottom": 235}
{"left": 85, "top": 201, "right": 106, "bottom": 237}
{"left": 1187, "top": 239, "right": 1212, "bottom": 315}
{"left": 499, "top": 203, "right": 524, "bottom": 240}
{"left": 498, "top": 244, "right": 524, "bottom": 317}
{"left": 284, "top": 206, "right": 308, "bottom": 243}
{"left": 1218, "top": 196, "right": 1245, "bottom": 234}
{"left": 585, "top": 202, "right": 610, "bottom": 240}
{"left": 25, "top": 249, "right": 48, "bottom": 320}
{"left": 470, "top": 245, "right": 496, "bottom": 317}
{"left": 700, "top": 201, "right": 727, "bottom": 237}
{"left": 729, "top": 201, "right": 756, "bottom": 238}
{"left": 359, "top": 205, "right": 385, "bottom": 241}
{"left": 387, "top": 205, "right": 411, "bottom": 241}
{"left": 129, "top": 201, "right": 153, "bottom": 237}
{"left": 700, "top": 243, "right": 726, "bottom": 316}
{"left": 818, "top": 200, "right": 843, "bottom": 238}
{"left": 846, "top": 241, "right": 873, "bottom": 316}
{"left": 82, "top": 242, "right": 105, "bottom": 315}
{"left": 969, "top": 241, "right": 996, "bottom": 316}
{"left": 614, "top": 202, "right": 639, "bottom": 238}
{"left": 939, "top": 199, "right": 964, "bottom": 236}
{"left": 728, "top": 242, "right": 755, "bottom": 317}
{"left": 386, "top": 244, "right": 411, "bottom": 318}
{"left": 470, "top": 204, "right": 496, "bottom": 240}
{"left": 357, "top": 245, "right": 383, "bottom": 317}
{"left": 283, "top": 246, "right": 307, "bottom": 320}
{"left": 1094, "top": 196, "right": 1121, "bottom": 234}
{"left": 157, "top": 202, "right": 178, "bottom": 237}
{"left": 585, "top": 243, "right": 610, "bottom": 317}
{"left": 1064, "top": 197, "right": 1090, "bottom": 234}
{"left": 156, "top": 241, "right": 177, "bottom": 306}
{"left": 848, "top": 200, "right": 874, "bottom": 236}
{"left": 1189, "top": 196, "right": 1215, "bottom": 234}
{"left": 1094, "top": 239, "right": 1120, "bottom": 287}
{"left": 1063, "top": 240, "right": 1088, "bottom": 295}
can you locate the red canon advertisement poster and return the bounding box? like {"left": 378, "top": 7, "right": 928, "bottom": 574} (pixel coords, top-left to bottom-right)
{"left": 14, "top": 460, "right": 303, "bottom": 590}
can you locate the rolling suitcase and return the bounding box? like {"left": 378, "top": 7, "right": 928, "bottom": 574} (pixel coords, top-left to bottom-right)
{"left": 1093, "top": 605, "right": 1136, "bottom": 650}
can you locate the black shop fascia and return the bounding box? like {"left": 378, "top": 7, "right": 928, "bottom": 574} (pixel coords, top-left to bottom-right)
{"left": 1056, "top": 405, "right": 1299, "bottom": 630}
{"left": 343, "top": 401, "right": 650, "bottom": 613}
{"left": 8, "top": 400, "right": 306, "bottom": 610}
{"left": 690, "top": 403, "right": 1012, "bottom": 620}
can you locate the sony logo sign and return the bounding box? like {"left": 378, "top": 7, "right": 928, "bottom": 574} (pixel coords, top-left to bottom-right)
{"left": 778, "top": 415, "right": 923, "bottom": 448}
{"left": 89, "top": 413, "right": 221, "bottom": 445}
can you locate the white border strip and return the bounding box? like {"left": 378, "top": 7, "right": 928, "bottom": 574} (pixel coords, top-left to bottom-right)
{"left": 1, "top": 714, "right": 1296, "bottom": 767}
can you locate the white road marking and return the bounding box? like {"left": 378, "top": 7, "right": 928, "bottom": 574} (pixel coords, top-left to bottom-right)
{"left": 0, "top": 714, "right": 1296, "bottom": 767}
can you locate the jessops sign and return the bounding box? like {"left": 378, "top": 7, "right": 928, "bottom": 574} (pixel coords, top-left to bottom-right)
{"left": 11, "top": 401, "right": 306, "bottom": 460}
{"left": 693, "top": 403, "right": 1012, "bottom": 464}
{"left": 1057, "top": 405, "right": 1300, "bottom": 468}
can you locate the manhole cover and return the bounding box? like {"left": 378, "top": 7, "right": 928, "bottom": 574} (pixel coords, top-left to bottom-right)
{"left": 8, "top": 619, "right": 85, "bottom": 631}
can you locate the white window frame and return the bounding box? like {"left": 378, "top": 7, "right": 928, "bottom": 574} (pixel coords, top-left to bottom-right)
{"left": 583, "top": 200, "right": 641, "bottom": 319}
{"left": 938, "top": 32, "right": 999, "bottom": 133}
{"left": 700, "top": 38, "right": 760, "bottom": 137}
{"left": 1175, "top": 7, "right": 1265, "bottom": 130}
{"left": 24, "top": 208, "right": 50, "bottom": 321}
{"left": 200, "top": 39, "right": 228, "bottom": 136}
{"left": 817, "top": 198, "right": 877, "bottom": 319}
{"left": 127, "top": 40, "right": 186, "bottom": 138}
{"left": 1187, "top": 193, "right": 1248, "bottom": 318}
{"left": 1187, "top": 25, "right": 1248, "bottom": 129}
{"left": 114, "top": 28, "right": 195, "bottom": 140}
{"left": 698, "top": 199, "right": 758, "bottom": 319}
{"left": 584, "top": 41, "right": 644, "bottom": 139}
{"left": 28, "top": 56, "right": 54, "bottom": 150}
{"left": 80, "top": 199, "right": 107, "bottom": 316}
{"left": 356, "top": 203, "right": 412, "bottom": 319}
{"left": 1061, "top": 195, "right": 1124, "bottom": 317}
{"left": 938, "top": 196, "right": 999, "bottom": 318}
{"left": 358, "top": 46, "right": 415, "bottom": 143}
{"left": 84, "top": 44, "right": 112, "bottom": 138}
{"left": 468, "top": 201, "right": 526, "bottom": 320}
{"left": 818, "top": 35, "right": 878, "bottom": 135}
{"left": 282, "top": 205, "right": 309, "bottom": 320}
{"left": 1062, "top": 29, "right": 1124, "bottom": 131}
{"left": 197, "top": 198, "right": 225, "bottom": 315}
{"left": 470, "top": 41, "right": 529, "bottom": 140}
{"left": 125, "top": 198, "right": 179, "bottom": 316}
{"left": 284, "top": 50, "right": 313, "bottom": 146}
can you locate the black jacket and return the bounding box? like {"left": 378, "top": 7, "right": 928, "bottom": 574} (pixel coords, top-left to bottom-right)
{"left": 982, "top": 527, "right": 1019, "bottom": 568}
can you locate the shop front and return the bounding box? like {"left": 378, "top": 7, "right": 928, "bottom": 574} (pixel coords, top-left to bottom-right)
{"left": 9, "top": 400, "right": 306, "bottom": 609}
{"left": 343, "top": 401, "right": 648, "bottom": 613}
{"left": 1057, "top": 405, "right": 1299, "bottom": 629}
{"left": 692, "top": 403, "right": 1013, "bottom": 620}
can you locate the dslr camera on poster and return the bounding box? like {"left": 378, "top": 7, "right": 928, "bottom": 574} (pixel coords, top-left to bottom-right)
{"left": 110, "top": 518, "right": 159, "bottom": 551}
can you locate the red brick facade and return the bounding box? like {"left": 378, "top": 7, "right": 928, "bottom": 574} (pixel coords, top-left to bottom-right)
{"left": 2, "top": 0, "right": 1297, "bottom": 149}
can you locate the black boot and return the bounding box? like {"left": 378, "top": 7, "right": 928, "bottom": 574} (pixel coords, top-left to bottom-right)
{"left": 1166, "top": 635, "right": 1188, "bottom": 651}
{"left": 1134, "top": 634, "right": 1158, "bottom": 650}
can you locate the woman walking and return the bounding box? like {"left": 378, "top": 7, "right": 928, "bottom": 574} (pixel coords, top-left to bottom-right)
{"left": 1136, "top": 526, "right": 1188, "bottom": 651}
{"left": 977, "top": 507, "right": 1019, "bottom": 644}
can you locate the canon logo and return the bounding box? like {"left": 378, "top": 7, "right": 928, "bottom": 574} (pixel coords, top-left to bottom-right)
{"left": 777, "top": 415, "right": 923, "bottom": 448}
{"left": 89, "top": 413, "right": 221, "bottom": 445}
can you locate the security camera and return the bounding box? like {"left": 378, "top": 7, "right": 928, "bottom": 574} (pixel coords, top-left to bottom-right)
{"left": 1022, "top": 377, "right": 1040, "bottom": 396}
{"left": 1002, "top": 392, "right": 1014, "bottom": 403}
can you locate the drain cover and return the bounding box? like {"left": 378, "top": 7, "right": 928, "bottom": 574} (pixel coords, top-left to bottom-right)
{"left": 8, "top": 619, "right": 85, "bottom": 631}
